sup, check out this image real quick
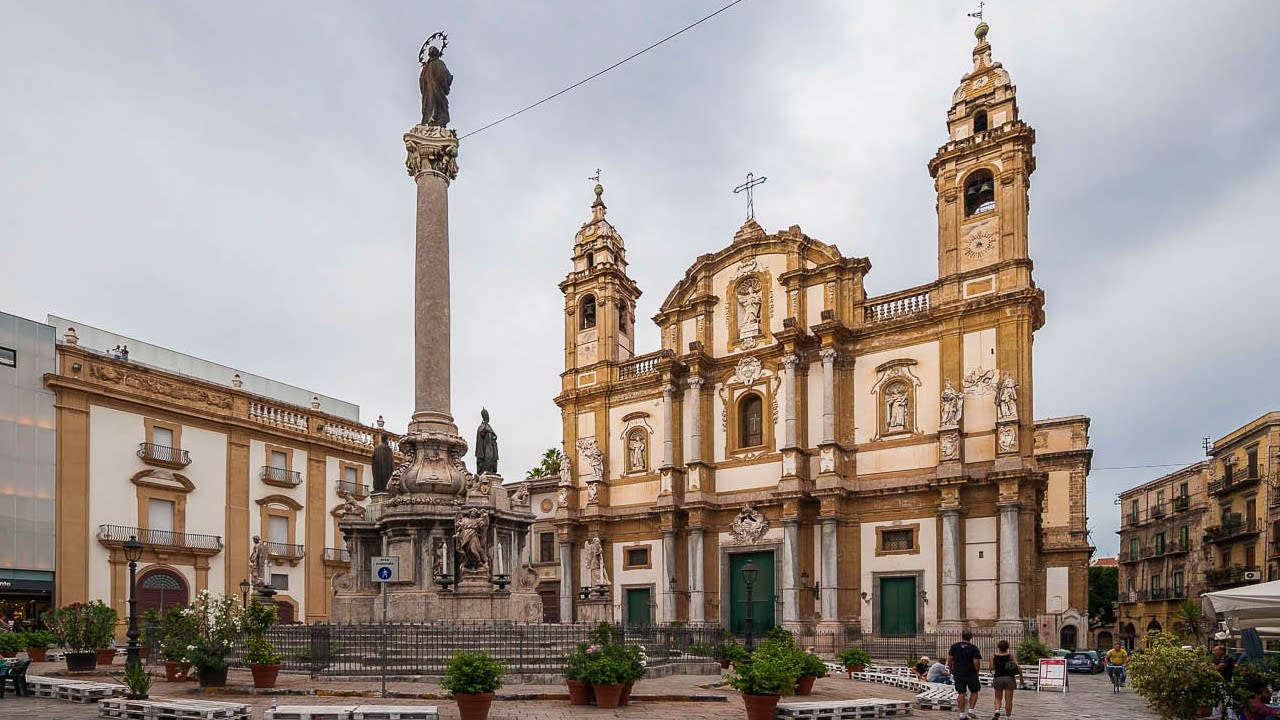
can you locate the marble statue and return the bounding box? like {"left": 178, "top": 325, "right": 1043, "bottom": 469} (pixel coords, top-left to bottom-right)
{"left": 587, "top": 481, "right": 599, "bottom": 504}
{"left": 557, "top": 485, "right": 569, "bottom": 508}
{"left": 340, "top": 495, "right": 365, "bottom": 518}
{"left": 584, "top": 536, "right": 609, "bottom": 586}
{"left": 372, "top": 433, "right": 394, "bottom": 492}
{"left": 454, "top": 508, "right": 490, "bottom": 571}
{"left": 577, "top": 438, "right": 605, "bottom": 484}
{"left": 737, "top": 277, "right": 762, "bottom": 337}
{"left": 940, "top": 379, "right": 963, "bottom": 427}
{"left": 628, "top": 431, "right": 646, "bottom": 471}
{"left": 475, "top": 408, "right": 498, "bottom": 475}
{"left": 249, "top": 535, "right": 270, "bottom": 588}
{"left": 509, "top": 483, "right": 529, "bottom": 505}
{"left": 996, "top": 371, "right": 1019, "bottom": 420}
{"left": 885, "top": 385, "right": 909, "bottom": 431}
{"left": 419, "top": 36, "right": 453, "bottom": 127}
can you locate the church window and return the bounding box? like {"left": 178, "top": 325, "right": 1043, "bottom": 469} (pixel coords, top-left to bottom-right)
{"left": 738, "top": 393, "right": 764, "bottom": 448}
{"left": 623, "top": 546, "right": 651, "bottom": 569}
{"left": 964, "top": 169, "right": 995, "bottom": 216}
{"left": 618, "top": 304, "right": 628, "bottom": 333}
{"left": 586, "top": 252, "right": 595, "bottom": 269}
{"left": 580, "top": 294, "right": 597, "bottom": 330}
{"left": 973, "top": 110, "right": 988, "bottom": 133}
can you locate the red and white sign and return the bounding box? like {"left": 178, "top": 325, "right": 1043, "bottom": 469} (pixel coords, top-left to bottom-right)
{"left": 1037, "top": 658, "right": 1068, "bottom": 692}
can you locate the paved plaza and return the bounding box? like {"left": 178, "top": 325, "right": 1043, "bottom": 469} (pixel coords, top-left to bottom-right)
{"left": 9, "top": 667, "right": 1160, "bottom": 719}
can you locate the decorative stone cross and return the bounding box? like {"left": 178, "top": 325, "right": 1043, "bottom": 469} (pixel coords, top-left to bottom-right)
{"left": 733, "top": 172, "right": 768, "bottom": 220}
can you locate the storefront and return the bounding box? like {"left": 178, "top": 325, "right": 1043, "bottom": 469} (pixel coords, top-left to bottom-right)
{"left": 0, "top": 573, "right": 56, "bottom": 627}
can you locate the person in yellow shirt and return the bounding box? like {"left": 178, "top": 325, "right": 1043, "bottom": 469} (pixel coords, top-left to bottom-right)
{"left": 1105, "top": 643, "right": 1129, "bottom": 688}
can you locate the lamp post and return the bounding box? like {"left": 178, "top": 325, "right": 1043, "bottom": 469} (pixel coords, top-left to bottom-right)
{"left": 742, "top": 560, "right": 758, "bottom": 652}
{"left": 239, "top": 579, "right": 251, "bottom": 609}
{"left": 122, "top": 535, "right": 144, "bottom": 670}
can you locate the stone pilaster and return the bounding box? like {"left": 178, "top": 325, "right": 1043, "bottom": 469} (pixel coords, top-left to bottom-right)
{"left": 819, "top": 518, "right": 840, "bottom": 630}
{"left": 939, "top": 506, "right": 964, "bottom": 631}
{"left": 662, "top": 530, "right": 677, "bottom": 623}
{"left": 782, "top": 519, "right": 800, "bottom": 628}
{"left": 559, "top": 540, "right": 574, "bottom": 624}
{"left": 688, "top": 527, "right": 705, "bottom": 623}
{"left": 997, "top": 499, "right": 1023, "bottom": 631}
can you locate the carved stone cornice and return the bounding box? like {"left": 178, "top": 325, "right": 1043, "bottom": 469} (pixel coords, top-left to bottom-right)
{"left": 404, "top": 124, "right": 459, "bottom": 179}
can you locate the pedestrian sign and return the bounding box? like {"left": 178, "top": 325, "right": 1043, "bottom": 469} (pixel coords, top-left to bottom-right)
{"left": 371, "top": 555, "right": 399, "bottom": 583}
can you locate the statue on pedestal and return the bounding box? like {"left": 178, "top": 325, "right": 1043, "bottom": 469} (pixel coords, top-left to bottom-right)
{"left": 372, "top": 432, "right": 394, "bottom": 492}
{"left": 584, "top": 536, "right": 609, "bottom": 587}
{"left": 475, "top": 408, "right": 498, "bottom": 475}
{"left": 454, "top": 508, "right": 490, "bottom": 571}
{"left": 419, "top": 32, "right": 453, "bottom": 127}
{"left": 249, "top": 535, "right": 270, "bottom": 588}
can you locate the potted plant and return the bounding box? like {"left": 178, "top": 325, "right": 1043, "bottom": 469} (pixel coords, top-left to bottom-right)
{"left": 242, "top": 599, "right": 280, "bottom": 688}
{"left": 617, "top": 643, "right": 647, "bottom": 705}
{"left": 24, "top": 629, "right": 56, "bottom": 662}
{"left": 123, "top": 663, "right": 153, "bottom": 700}
{"left": 158, "top": 605, "right": 196, "bottom": 681}
{"left": 796, "top": 650, "right": 829, "bottom": 696}
{"left": 562, "top": 642, "right": 592, "bottom": 705}
{"left": 0, "top": 631, "right": 24, "bottom": 658}
{"left": 1128, "top": 631, "right": 1224, "bottom": 720}
{"left": 837, "top": 647, "right": 871, "bottom": 676}
{"left": 1014, "top": 637, "right": 1051, "bottom": 666}
{"left": 727, "top": 640, "right": 803, "bottom": 720}
{"left": 43, "top": 601, "right": 116, "bottom": 671}
{"left": 184, "top": 591, "right": 243, "bottom": 687}
{"left": 581, "top": 643, "right": 627, "bottom": 709}
{"left": 85, "top": 600, "right": 121, "bottom": 666}
{"left": 441, "top": 650, "right": 504, "bottom": 720}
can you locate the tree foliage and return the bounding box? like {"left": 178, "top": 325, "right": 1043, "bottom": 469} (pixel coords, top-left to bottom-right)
{"left": 1088, "top": 565, "right": 1118, "bottom": 624}
{"left": 1129, "top": 632, "right": 1223, "bottom": 720}
{"left": 526, "top": 448, "right": 564, "bottom": 478}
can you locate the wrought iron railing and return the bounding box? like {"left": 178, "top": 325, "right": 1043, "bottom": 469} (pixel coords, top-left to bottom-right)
{"left": 337, "top": 480, "right": 369, "bottom": 499}
{"left": 266, "top": 541, "right": 305, "bottom": 559}
{"left": 98, "top": 524, "right": 222, "bottom": 551}
{"left": 137, "top": 442, "right": 191, "bottom": 467}
{"left": 260, "top": 466, "right": 303, "bottom": 486}
{"left": 323, "top": 548, "right": 350, "bottom": 563}
{"left": 1206, "top": 566, "right": 1260, "bottom": 587}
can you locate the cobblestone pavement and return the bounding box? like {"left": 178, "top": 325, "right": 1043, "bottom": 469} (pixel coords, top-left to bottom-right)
{"left": 9, "top": 668, "right": 1159, "bottom": 719}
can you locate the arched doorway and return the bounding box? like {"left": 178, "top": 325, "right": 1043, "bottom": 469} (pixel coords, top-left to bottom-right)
{"left": 137, "top": 568, "right": 188, "bottom": 614}
{"left": 1097, "top": 630, "right": 1114, "bottom": 651}
{"left": 1123, "top": 622, "right": 1138, "bottom": 649}
{"left": 1147, "top": 620, "right": 1163, "bottom": 636}
{"left": 275, "top": 598, "right": 296, "bottom": 624}
{"left": 1060, "top": 624, "right": 1078, "bottom": 651}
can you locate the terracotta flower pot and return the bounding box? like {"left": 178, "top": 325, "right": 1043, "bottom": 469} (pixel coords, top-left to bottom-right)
{"left": 567, "top": 679, "right": 591, "bottom": 705}
{"left": 743, "top": 693, "right": 781, "bottom": 720}
{"left": 164, "top": 660, "right": 188, "bottom": 682}
{"left": 454, "top": 691, "right": 495, "bottom": 720}
{"left": 796, "top": 674, "right": 816, "bottom": 695}
{"left": 619, "top": 681, "right": 635, "bottom": 705}
{"left": 26, "top": 647, "right": 47, "bottom": 662}
{"left": 719, "top": 659, "right": 732, "bottom": 669}
{"left": 64, "top": 651, "right": 97, "bottom": 672}
{"left": 845, "top": 664, "right": 865, "bottom": 678}
{"left": 96, "top": 648, "right": 117, "bottom": 666}
{"left": 198, "top": 665, "right": 228, "bottom": 687}
{"left": 251, "top": 663, "right": 281, "bottom": 689}
{"left": 594, "top": 682, "right": 624, "bottom": 709}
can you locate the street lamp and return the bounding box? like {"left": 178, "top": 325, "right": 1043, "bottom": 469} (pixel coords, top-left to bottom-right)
{"left": 742, "top": 560, "right": 758, "bottom": 652}
{"left": 122, "top": 535, "right": 144, "bottom": 670}
{"left": 800, "top": 570, "right": 820, "bottom": 600}
{"left": 239, "top": 579, "right": 251, "bottom": 608}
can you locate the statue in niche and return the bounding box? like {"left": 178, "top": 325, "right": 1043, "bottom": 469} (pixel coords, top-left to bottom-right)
{"left": 996, "top": 371, "right": 1019, "bottom": 420}
{"left": 418, "top": 33, "right": 453, "bottom": 127}
{"left": 628, "top": 430, "right": 647, "bottom": 472}
{"left": 736, "top": 276, "right": 763, "bottom": 338}
{"left": 371, "top": 432, "right": 394, "bottom": 493}
{"left": 885, "top": 383, "right": 909, "bottom": 432}
{"left": 475, "top": 408, "right": 499, "bottom": 474}
{"left": 454, "top": 508, "right": 490, "bottom": 571}
{"left": 940, "top": 379, "right": 964, "bottom": 427}
{"left": 557, "top": 485, "right": 569, "bottom": 508}
{"left": 249, "top": 535, "right": 270, "bottom": 588}
{"left": 577, "top": 438, "right": 605, "bottom": 484}
{"left": 587, "top": 481, "right": 599, "bottom": 504}
{"left": 431, "top": 537, "right": 447, "bottom": 578}
{"left": 584, "top": 536, "right": 609, "bottom": 586}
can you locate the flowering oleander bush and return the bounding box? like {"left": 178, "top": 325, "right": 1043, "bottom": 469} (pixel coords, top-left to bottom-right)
{"left": 180, "top": 591, "right": 242, "bottom": 673}
{"left": 42, "top": 600, "right": 118, "bottom": 652}
{"left": 157, "top": 605, "right": 197, "bottom": 662}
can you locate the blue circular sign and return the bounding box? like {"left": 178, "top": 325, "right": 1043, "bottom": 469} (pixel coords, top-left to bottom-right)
{"left": 377, "top": 566, "right": 393, "bottom": 580}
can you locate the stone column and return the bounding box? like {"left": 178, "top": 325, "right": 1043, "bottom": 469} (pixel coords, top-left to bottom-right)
{"left": 820, "top": 518, "right": 838, "bottom": 620}
{"left": 997, "top": 502, "right": 1022, "bottom": 630}
{"left": 688, "top": 528, "right": 705, "bottom": 623}
{"left": 662, "top": 530, "right": 677, "bottom": 623}
{"left": 781, "top": 355, "right": 799, "bottom": 448}
{"left": 782, "top": 519, "right": 799, "bottom": 625}
{"left": 819, "top": 348, "right": 837, "bottom": 444}
{"left": 940, "top": 508, "right": 963, "bottom": 631}
{"left": 661, "top": 382, "right": 677, "bottom": 467}
{"left": 688, "top": 378, "right": 704, "bottom": 464}
{"left": 559, "top": 540, "right": 574, "bottom": 624}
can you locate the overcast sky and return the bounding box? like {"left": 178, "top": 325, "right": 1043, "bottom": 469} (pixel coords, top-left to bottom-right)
{"left": 3, "top": 1, "right": 1278, "bottom": 556}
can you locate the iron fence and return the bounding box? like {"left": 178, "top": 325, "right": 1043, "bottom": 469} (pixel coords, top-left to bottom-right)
{"left": 792, "top": 627, "right": 1038, "bottom": 665}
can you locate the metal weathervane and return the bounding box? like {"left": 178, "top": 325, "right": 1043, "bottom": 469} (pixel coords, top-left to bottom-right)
{"left": 968, "top": 1, "right": 985, "bottom": 21}
{"left": 733, "top": 172, "right": 767, "bottom": 220}
{"left": 589, "top": 169, "right": 601, "bottom": 184}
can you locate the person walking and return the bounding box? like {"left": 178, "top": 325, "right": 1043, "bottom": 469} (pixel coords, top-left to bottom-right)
{"left": 1212, "top": 644, "right": 1238, "bottom": 719}
{"left": 990, "top": 640, "right": 1022, "bottom": 719}
{"left": 948, "top": 629, "right": 983, "bottom": 720}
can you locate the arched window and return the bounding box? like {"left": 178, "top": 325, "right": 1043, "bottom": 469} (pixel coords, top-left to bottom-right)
{"left": 618, "top": 304, "right": 628, "bottom": 333}
{"left": 586, "top": 252, "right": 595, "bottom": 269}
{"left": 579, "top": 294, "right": 597, "bottom": 330}
{"left": 1097, "top": 630, "right": 1114, "bottom": 651}
{"left": 964, "top": 170, "right": 995, "bottom": 216}
{"left": 137, "top": 568, "right": 188, "bottom": 614}
{"left": 738, "top": 394, "right": 764, "bottom": 448}
{"left": 1060, "top": 624, "right": 1078, "bottom": 651}
{"left": 973, "top": 110, "right": 988, "bottom": 133}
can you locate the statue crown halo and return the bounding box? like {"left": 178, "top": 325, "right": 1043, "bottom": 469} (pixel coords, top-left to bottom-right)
{"left": 419, "top": 31, "right": 448, "bottom": 63}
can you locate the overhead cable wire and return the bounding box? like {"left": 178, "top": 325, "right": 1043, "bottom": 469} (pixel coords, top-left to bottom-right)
{"left": 459, "top": 0, "right": 750, "bottom": 140}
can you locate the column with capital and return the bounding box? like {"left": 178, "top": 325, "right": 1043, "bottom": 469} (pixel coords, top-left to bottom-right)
{"left": 688, "top": 527, "right": 705, "bottom": 623}
{"left": 939, "top": 507, "right": 964, "bottom": 631}
{"left": 662, "top": 530, "right": 677, "bottom": 623}
{"left": 559, "top": 539, "right": 574, "bottom": 623}
{"left": 658, "top": 382, "right": 680, "bottom": 499}
{"left": 781, "top": 354, "right": 799, "bottom": 448}
{"left": 782, "top": 519, "right": 800, "bottom": 627}
{"left": 816, "top": 347, "right": 842, "bottom": 481}
{"left": 996, "top": 498, "right": 1023, "bottom": 632}
{"left": 686, "top": 377, "right": 708, "bottom": 493}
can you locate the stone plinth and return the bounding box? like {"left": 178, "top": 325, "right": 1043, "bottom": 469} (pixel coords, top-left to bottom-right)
{"left": 576, "top": 597, "right": 613, "bottom": 624}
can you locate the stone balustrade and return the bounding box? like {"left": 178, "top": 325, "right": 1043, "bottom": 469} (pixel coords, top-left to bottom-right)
{"left": 864, "top": 288, "right": 932, "bottom": 323}
{"left": 617, "top": 351, "right": 664, "bottom": 380}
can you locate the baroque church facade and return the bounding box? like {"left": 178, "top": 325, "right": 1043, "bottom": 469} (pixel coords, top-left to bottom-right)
{"left": 545, "top": 24, "right": 1092, "bottom": 641}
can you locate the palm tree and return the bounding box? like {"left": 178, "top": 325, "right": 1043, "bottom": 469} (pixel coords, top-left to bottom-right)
{"left": 1176, "top": 599, "right": 1206, "bottom": 644}
{"left": 526, "top": 448, "right": 564, "bottom": 479}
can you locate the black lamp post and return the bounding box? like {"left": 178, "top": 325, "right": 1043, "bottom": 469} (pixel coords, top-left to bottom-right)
{"left": 742, "top": 560, "right": 758, "bottom": 652}
{"left": 122, "top": 535, "right": 144, "bottom": 670}
{"left": 239, "top": 579, "right": 251, "bottom": 609}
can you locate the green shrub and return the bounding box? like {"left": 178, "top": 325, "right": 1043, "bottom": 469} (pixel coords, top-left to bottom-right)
{"left": 1128, "top": 632, "right": 1223, "bottom": 720}
{"left": 42, "top": 601, "right": 119, "bottom": 652}
{"left": 837, "top": 647, "right": 871, "bottom": 669}
{"left": 798, "top": 651, "right": 828, "bottom": 678}
{"left": 1014, "top": 637, "right": 1052, "bottom": 666}
{"left": 0, "top": 632, "right": 25, "bottom": 654}
{"left": 563, "top": 642, "right": 589, "bottom": 680}
{"left": 441, "top": 650, "right": 505, "bottom": 695}
{"left": 23, "top": 629, "right": 56, "bottom": 650}
{"left": 123, "top": 663, "right": 152, "bottom": 697}
{"left": 580, "top": 644, "right": 629, "bottom": 685}
{"left": 727, "top": 640, "right": 803, "bottom": 696}
{"left": 244, "top": 635, "right": 283, "bottom": 665}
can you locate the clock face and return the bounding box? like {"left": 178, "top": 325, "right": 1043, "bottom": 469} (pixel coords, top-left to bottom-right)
{"left": 963, "top": 227, "right": 997, "bottom": 259}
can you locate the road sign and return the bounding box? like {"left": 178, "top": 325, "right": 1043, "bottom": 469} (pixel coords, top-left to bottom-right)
{"left": 371, "top": 555, "right": 399, "bottom": 583}
{"left": 1037, "top": 657, "right": 1068, "bottom": 692}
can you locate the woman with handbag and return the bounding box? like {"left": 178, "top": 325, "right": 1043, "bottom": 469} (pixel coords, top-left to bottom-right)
{"left": 990, "top": 640, "right": 1022, "bottom": 719}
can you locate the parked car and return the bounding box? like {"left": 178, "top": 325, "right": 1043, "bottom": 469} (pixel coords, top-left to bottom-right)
{"left": 1065, "top": 651, "right": 1103, "bottom": 673}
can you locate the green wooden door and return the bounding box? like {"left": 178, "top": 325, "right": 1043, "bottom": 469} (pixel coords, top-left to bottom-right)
{"left": 625, "top": 587, "right": 652, "bottom": 626}
{"left": 879, "top": 576, "right": 918, "bottom": 636}
{"left": 728, "top": 551, "right": 775, "bottom": 635}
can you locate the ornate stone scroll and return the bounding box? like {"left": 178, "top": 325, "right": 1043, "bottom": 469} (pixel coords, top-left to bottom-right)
{"left": 728, "top": 505, "right": 769, "bottom": 545}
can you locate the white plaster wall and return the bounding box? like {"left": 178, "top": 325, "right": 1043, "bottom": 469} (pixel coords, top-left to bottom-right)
{"left": 964, "top": 516, "right": 998, "bottom": 620}
{"left": 87, "top": 406, "right": 143, "bottom": 605}
{"left": 613, "top": 540, "right": 668, "bottom": 622}
{"left": 805, "top": 284, "right": 825, "bottom": 328}
{"left": 710, "top": 253, "right": 788, "bottom": 357}
{"left": 805, "top": 359, "right": 824, "bottom": 447}
{"left": 1044, "top": 470, "right": 1072, "bottom": 528}
{"left": 859, "top": 517, "right": 938, "bottom": 632}
{"left": 1046, "top": 566, "right": 1070, "bottom": 614}
{"left": 716, "top": 463, "right": 782, "bottom": 492}
{"left": 182, "top": 424, "right": 229, "bottom": 594}
{"left": 858, "top": 445, "right": 939, "bottom": 475}
{"left": 962, "top": 329, "right": 997, "bottom": 433}
{"left": 964, "top": 435, "right": 995, "bottom": 463}
{"left": 853, "top": 341, "right": 941, "bottom": 445}
{"left": 611, "top": 480, "right": 660, "bottom": 506}
{"left": 608, "top": 400, "right": 661, "bottom": 478}
{"left": 681, "top": 318, "right": 697, "bottom": 350}
{"left": 530, "top": 491, "right": 557, "bottom": 520}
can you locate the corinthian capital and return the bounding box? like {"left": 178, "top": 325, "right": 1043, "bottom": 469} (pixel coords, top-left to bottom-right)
{"left": 404, "top": 125, "right": 460, "bottom": 179}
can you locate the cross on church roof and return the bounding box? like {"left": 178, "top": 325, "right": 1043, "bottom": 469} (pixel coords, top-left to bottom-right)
{"left": 733, "top": 172, "right": 768, "bottom": 220}
{"left": 588, "top": 169, "right": 601, "bottom": 183}
{"left": 967, "top": 1, "right": 985, "bottom": 21}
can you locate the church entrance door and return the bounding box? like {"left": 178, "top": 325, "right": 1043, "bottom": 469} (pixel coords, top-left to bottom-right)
{"left": 625, "top": 587, "right": 653, "bottom": 626}
{"left": 879, "top": 576, "right": 918, "bottom": 636}
{"left": 728, "top": 551, "right": 775, "bottom": 635}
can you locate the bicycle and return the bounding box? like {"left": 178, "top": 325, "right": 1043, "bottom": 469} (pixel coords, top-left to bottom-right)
{"left": 1106, "top": 663, "right": 1125, "bottom": 694}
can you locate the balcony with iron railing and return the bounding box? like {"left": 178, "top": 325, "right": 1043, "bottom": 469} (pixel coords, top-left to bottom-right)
{"left": 137, "top": 442, "right": 191, "bottom": 469}
{"left": 1209, "top": 473, "right": 1261, "bottom": 497}
{"left": 1205, "top": 513, "right": 1258, "bottom": 544}
{"left": 1173, "top": 495, "right": 1191, "bottom": 512}
{"left": 1205, "top": 565, "right": 1261, "bottom": 589}
{"left": 1166, "top": 539, "right": 1191, "bottom": 556}
{"left": 337, "top": 480, "right": 369, "bottom": 499}
{"left": 266, "top": 541, "right": 305, "bottom": 560}
{"left": 97, "top": 524, "right": 222, "bottom": 554}
{"left": 1150, "top": 503, "right": 1167, "bottom": 519}
{"left": 323, "top": 547, "right": 351, "bottom": 564}
{"left": 259, "top": 465, "right": 303, "bottom": 488}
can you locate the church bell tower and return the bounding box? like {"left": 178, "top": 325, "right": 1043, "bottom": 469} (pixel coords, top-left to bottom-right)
{"left": 929, "top": 21, "right": 1036, "bottom": 294}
